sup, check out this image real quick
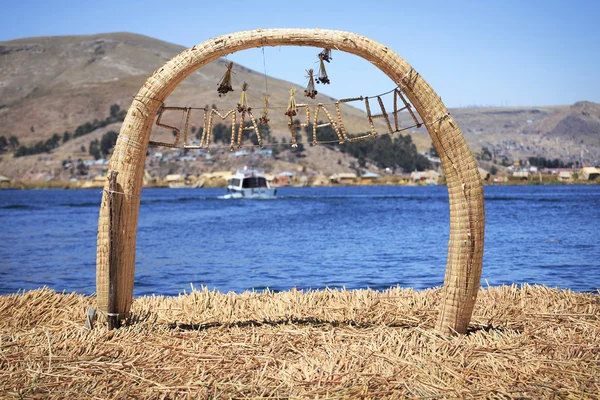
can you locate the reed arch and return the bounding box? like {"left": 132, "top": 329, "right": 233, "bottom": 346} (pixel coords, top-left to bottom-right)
{"left": 96, "top": 28, "right": 485, "bottom": 335}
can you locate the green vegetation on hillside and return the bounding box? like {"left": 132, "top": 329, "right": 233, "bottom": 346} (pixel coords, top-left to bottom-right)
{"left": 342, "top": 134, "right": 430, "bottom": 172}
{"left": 528, "top": 156, "right": 574, "bottom": 169}
{"left": 297, "top": 123, "right": 430, "bottom": 172}
{"left": 14, "top": 134, "right": 61, "bottom": 157}
{"left": 89, "top": 131, "right": 119, "bottom": 160}
{"left": 0, "top": 135, "right": 19, "bottom": 154}
{"left": 12, "top": 105, "right": 125, "bottom": 157}
{"left": 210, "top": 122, "right": 274, "bottom": 146}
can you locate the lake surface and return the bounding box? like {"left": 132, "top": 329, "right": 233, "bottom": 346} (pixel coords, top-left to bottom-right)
{"left": 1, "top": 185, "right": 599, "bottom": 296}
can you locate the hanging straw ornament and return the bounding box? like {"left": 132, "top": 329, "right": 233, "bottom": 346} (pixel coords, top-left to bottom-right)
{"left": 284, "top": 88, "right": 297, "bottom": 117}
{"left": 259, "top": 96, "right": 270, "bottom": 124}
{"left": 304, "top": 69, "right": 318, "bottom": 99}
{"left": 319, "top": 48, "right": 332, "bottom": 62}
{"left": 237, "top": 82, "right": 250, "bottom": 113}
{"left": 316, "top": 50, "right": 331, "bottom": 85}
{"left": 217, "top": 61, "right": 234, "bottom": 97}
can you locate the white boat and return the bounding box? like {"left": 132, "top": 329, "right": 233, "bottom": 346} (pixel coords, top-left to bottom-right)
{"left": 223, "top": 168, "right": 277, "bottom": 199}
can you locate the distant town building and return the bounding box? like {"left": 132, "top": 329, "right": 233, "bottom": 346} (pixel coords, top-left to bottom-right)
{"left": 558, "top": 171, "right": 573, "bottom": 182}
{"left": 478, "top": 168, "right": 491, "bottom": 181}
{"left": 257, "top": 149, "right": 273, "bottom": 157}
{"left": 329, "top": 173, "right": 357, "bottom": 185}
{"left": 165, "top": 174, "right": 186, "bottom": 188}
{"left": 0, "top": 175, "right": 11, "bottom": 187}
{"left": 410, "top": 170, "right": 440, "bottom": 185}
{"left": 360, "top": 172, "right": 380, "bottom": 184}
{"left": 311, "top": 174, "right": 329, "bottom": 186}
{"left": 274, "top": 171, "right": 294, "bottom": 186}
{"left": 231, "top": 150, "right": 249, "bottom": 158}
{"left": 199, "top": 171, "right": 234, "bottom": 181}
{"left": 579, "top": 167, "right": 600, "bottom": 181}
{"left": 512, "top": 170, "right": 529, "bottom": 179}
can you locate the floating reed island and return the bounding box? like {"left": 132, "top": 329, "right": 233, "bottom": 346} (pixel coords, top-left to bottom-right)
{"left": 1, "top": 285, "right": 599, "bottom": 399}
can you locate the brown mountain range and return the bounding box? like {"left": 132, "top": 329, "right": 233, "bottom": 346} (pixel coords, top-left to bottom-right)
{"left": 1, "top": 32, "right": 598, "bottom": 180}
{"left": 450, "top": 101, "right": 600, "bottom": 166}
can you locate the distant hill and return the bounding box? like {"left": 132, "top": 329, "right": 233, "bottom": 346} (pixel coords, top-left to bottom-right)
{"left": 0, "top": 32, "right": 378, "bottom": 143}
{"left": 0, "top": 32, "right": 598, "bottom": 180}
{"left": 448, "top": 101, "right": 600, "bottom": 166}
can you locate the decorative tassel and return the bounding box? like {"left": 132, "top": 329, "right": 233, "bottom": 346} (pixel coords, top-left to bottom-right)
{"left": 237, "top": 82, "right": 250, "bottom": 113}
{"left": 304, "top": 69, "right": 317, "bottom": 99}
{"left": 284, "top": 88, "right": 297, "bottom": 117}
{"left": 318, "top": 48, "right": 332, "bottom": 63}
{"left": 259, "top": 96, "right": 270, "bottom": 124}
{"left": 217, "top": 61, "right": 234, "bottom": 97}
{"left": 316, "top": 53, "right": 330, "bottom": 85}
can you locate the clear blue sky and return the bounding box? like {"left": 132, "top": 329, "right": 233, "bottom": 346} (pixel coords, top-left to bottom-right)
{"left": 2, "top": 0, "right": 598, "bottom": 108}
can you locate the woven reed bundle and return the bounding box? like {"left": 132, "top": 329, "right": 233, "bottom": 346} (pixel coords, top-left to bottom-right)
{"left": 1, "top": 286, "right": 599, "bottom": 398}
{"left": 96, "top": 28, "right": 485, "bottom": 335}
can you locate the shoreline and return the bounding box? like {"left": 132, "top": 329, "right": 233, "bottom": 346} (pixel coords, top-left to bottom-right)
{"left": 1, "top": 178, "right": 599, "bottom": 190}
{"left": 2, "top": 285, "right": 599, "bottom": 398}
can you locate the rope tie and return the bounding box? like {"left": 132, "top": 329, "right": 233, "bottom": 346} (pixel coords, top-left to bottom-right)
{"left": 102, "top": 189, "right": 141, "bottom": 198}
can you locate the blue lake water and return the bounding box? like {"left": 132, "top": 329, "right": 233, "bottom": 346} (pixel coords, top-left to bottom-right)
{"left": 0, "top": 185, "right": 599, "bottom": 296}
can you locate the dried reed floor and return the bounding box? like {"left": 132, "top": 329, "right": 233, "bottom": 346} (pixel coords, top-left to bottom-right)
{"left": 1, "top": 285, "right": 599, "bottom": 399}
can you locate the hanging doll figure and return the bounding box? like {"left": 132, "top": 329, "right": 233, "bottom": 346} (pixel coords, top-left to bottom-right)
{"left": 316, "top": 49, "right": 331, "bottom": 85}
{"left": 237, "top": 82, "right": 250, "bottom": 113}
{"left": 319, "top": 48, "right": 332, "bottom": 63}
{"left": 304, "top": 69, "right": 317, "bottom": 99}
{"left": 217, "top": 61, "right": 234, "bottom": 97}
{"left": 259, "top": 96, "right": 270, "bottom": 125}
{"left": 284, "top": 88, "right": 297, "bottom": 117}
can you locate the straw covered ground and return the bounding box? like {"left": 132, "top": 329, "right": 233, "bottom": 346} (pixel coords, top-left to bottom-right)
{"left": 1, "top": 285, "right": 599, "bottom": 399}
